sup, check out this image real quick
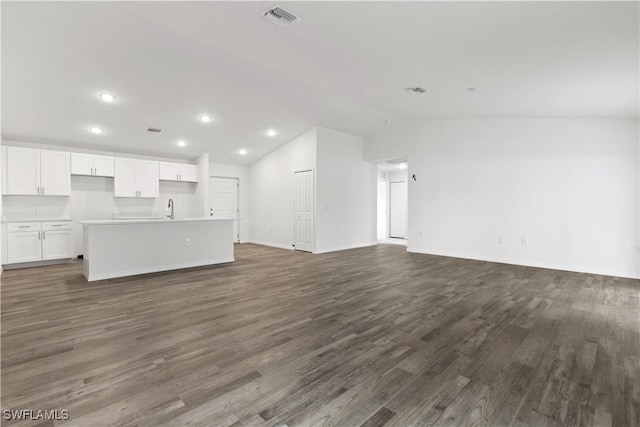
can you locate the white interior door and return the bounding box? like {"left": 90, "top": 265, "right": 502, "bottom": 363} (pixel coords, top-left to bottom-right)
{"left": 389, "top": 181, "right": 407, "bottom": 239}
{"left": 377, "top": 181, "right": 388, "bottom": 240}
{"left": 294, "top": 170, "right": 313, "bottom": 252}
{"left": 210, "top": 177, "right": 239, "bottom": 242}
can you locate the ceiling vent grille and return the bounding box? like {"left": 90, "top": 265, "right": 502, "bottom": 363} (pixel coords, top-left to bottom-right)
{"left": 405, "top": 87, "right": 427, "bottom": 94}
{"left": 263, "top": 6, "right": 299, "bottom": 27}
{"left": 146, "top": 127, "right": 163, "bottom": 133}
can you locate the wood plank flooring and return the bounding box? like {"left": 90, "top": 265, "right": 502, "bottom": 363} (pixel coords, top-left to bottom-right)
{"left": 1, "top": 243, "right": 639, "bottom": 426}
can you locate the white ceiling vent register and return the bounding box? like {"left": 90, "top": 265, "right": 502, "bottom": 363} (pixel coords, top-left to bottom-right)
{"left": 405, "top": 87, "right": 427, "bottom": 94}
{"left": 263, "top": 6, "right": 300, "bottom": 27}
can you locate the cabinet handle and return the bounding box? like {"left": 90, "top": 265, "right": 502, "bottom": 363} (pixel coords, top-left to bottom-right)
{"left": 18, "top": 225, "right": 31, "bottom": 228}
{"left": 43, "top": 231, "right": 46, "bottom": 240}
{"left": 41, "top": 187, "right": 44, "bottom": 195}
{"left": 179, "top": 174, "right": 181, "bottom": 181}
{"left": 92, "top": 167, "right": 95, "bottom": 175}
{"left": 38, "top": 231, "right": 41, "bottom": 240}
{"left": 50, "top": 224, "right": 64, "bottom": 227}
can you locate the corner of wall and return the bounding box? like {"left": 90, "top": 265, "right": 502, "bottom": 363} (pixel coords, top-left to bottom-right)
{"left": 195, "top": 153, "right": 210, "bottom": 217}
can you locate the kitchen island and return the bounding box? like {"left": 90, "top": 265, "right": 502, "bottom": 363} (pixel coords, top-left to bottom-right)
{"left": 80, "top": 218, "right": 234, "bottom": 282}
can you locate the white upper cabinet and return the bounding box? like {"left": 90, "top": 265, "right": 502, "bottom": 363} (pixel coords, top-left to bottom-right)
{"left": 2, "top": 147, "right": 70, "bottom": 196}
{"left": 158, "top": 162, "right": 198, "bottom": 182}
{"left": 40, "top": 150, "right": 72, "bottom": 195}
{"left": 93, "top": 155, "right": 115, "bottom": 177}
{"left": 71, "top": 153, "right": 115, "bottom": 177}
{"left": 136, "top": 160, "right": 160, "bottom": 197}
{"left": 114, "top": 158, "right": 159, "bottom": 198}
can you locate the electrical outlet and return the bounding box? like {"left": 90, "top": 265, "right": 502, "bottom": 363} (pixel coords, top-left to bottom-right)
{"left": 498, "top": 237, "right": 504, "bottom": 244}
{"left": 419, "top": 231, "right": 424, "bottom": 238}
{"left": 185, "top": 238, "right": 191, "bottom": 247}
{"left": 521, "top": 237, "right": 528, "bottom": 246}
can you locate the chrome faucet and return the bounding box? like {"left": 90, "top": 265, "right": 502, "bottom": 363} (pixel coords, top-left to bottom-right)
{"left": 167, "top": 198, "right": 174, "bottom": 220}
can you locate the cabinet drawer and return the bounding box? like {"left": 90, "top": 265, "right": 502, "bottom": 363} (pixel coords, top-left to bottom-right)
{"left": 42, "top": 221, "right": 72, "bottom": 231}
{"left": 7, "top": 222, "right": 41, "bottom": 232}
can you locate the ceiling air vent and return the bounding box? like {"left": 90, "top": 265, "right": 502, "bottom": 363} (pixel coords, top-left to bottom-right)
{"left": 405, "top": 87, "right": 427, "bottom": 94}
{"left": 263, "top": 6, "right": 300, "bottom": 27}
{"left": 146, "top": 127, "right": 163, "bottom": 134}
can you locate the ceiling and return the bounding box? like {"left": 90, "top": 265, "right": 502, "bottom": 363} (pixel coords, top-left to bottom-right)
{"left": 2, "top": 1, "right": 638, "bottom": 165}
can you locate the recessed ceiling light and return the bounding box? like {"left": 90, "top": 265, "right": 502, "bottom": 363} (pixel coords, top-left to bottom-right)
{"left": 90, "top": 127, "right": 103, "bottom": 134}
{"left": 177, "top": 140, "right": 186, "bottom": 147}
{"left": 466, "top": 87, "right": 478, "bottom": 93}
{"left": 99, "top": 93, "right": 115, "bottom": 102}
{"left": 265, "top": 129, "right": 278, "bottom": 137}
{"left": 239, "top": 148, "right": 247, "bottom": 156}
{"left": 199, "top": 114, "right": 212, "bottom": 123}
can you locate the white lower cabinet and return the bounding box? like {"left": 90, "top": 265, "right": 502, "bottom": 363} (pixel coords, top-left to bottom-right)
{"left": 6, "top": 221, "right": 72, "bottom": 264}
{"left": 7, "top": 230, "right": 42, "bottom": 263}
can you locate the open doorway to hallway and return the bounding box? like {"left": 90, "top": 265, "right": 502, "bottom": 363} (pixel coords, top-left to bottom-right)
{"left": 377, "top": 160, "right": 408, "bottom": 246}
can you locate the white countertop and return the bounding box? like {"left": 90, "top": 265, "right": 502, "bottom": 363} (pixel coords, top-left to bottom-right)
{"left": 80, "top": 217, "right": 235, "bottom": 226}
{"left": 2, "top": 216, "right": 72, "bottom": 223}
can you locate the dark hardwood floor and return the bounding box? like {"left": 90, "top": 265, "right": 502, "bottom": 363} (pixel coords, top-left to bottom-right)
{"left": 1, "top": 243, "right": 639, "bottom": 426}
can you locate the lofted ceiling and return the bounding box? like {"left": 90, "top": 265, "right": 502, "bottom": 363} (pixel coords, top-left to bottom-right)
{"left": 2, "top": 1, "right": 638, "bottom": 165}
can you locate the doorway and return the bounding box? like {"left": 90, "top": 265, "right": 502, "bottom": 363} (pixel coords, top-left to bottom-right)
{"left": 377, "top": 161, "right": 408, "bottom": 245}
{"left": 209, "top": 177, "right": 240, "bottom": 243}
{"left": 293, "top": 170, "right": 314, "bottom": 252}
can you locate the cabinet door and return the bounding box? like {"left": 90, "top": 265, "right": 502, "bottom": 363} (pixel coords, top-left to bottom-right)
{"left": 7, "top": 232, "right": 42, "bottom": 263}
{"left": 158, "top": 162, "right": 179, "bottom": 181}
{"left": 5, "top": 147, "right": 39, "bottom": 195}
{"left": 179, "top": 164, "right": 198, "bottom": 182}
{"left": 71, "top": 153, "right": 93, "bottom": 176}
{"left": 40, "top": 150, "right": 71, "bottom": 195}
{"left": 136, "top": 160, "right": 159, "bottom": 198}
{"left": 114, "top": 158, "right": 137, "bottom": 197}
{"left": 42, "top": 230, "right": 72, "bottom": 260}
{"left": 93, "top": 155, "right": 115, "bottom": 177}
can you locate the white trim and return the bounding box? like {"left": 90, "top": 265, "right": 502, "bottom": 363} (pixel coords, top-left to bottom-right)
{"left": 406, "top": 247, "right": 640, "bottom": 280}
{"left": 249, "top": 240, "right": 295, "bottom": 251}
{"left": 2, "top": 258, "right": 73, "bottom": 270}
{"left": 86, "top": 256, "right": 235, "bottom": 282}
{"left": 314, "top": 241, "right": 378, "bottom": 254}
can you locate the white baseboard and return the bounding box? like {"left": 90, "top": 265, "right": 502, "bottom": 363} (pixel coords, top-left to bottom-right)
{"left": 2, "top": 258, "right": 73, "bottom": 270}
{"left": 248, "top": 240, "right": 295, "bottom": 251}
{"left": 406, "top": 246, "right": 639, "bottom": 280}
{"left": 314, "top": 241, "right": 378, "bottom": 254}
{"left": 86, "top": 256, "right": 235, "bottom": 282}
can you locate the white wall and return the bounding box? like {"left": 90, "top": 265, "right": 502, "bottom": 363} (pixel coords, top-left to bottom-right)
{"left": 315, "top": 127, "right": 377, "bottom": 253}
{"left": 365, "top": 119, "right": 640, "bottom": 279}
{"left": 210, "top": 162, "right": 250, "bottom": 242}
{"left": 194, "top": 153, "right": 210, "bottom": 218}
{"left": 249, "top": 129, "right": 317, "bottom": 250}
{"left": 1, "top": 140, "right": 200, "bottom": 257}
